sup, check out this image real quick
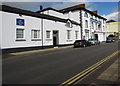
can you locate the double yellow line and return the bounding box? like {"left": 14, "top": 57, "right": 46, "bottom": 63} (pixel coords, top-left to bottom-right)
{"left": 59, "top": 50, "right": 120, "bottom": 86}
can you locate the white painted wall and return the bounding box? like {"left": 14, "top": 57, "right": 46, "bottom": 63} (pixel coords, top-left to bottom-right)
{"left": 81, "top": 10, "right": 91, "bottom": 39}
{"left": 1, "top": 11, "right": 81, "bottom": 49}
{"left": 80, "top": 10, "right": 106, "bottom": 41}
{"left": 68, "top": 11, "right": 80, "bottom": 23}
{"left": 43, "top": 19, "right": 81, "bottom": 46}
{"left": 2, "top": 12, "right": 42, "bottom": 49}
{"left": 43, "top": 10, "right": 66, "bottom": 19}
{"left": 0, "top": 11, "right": 2, "bottom": 49}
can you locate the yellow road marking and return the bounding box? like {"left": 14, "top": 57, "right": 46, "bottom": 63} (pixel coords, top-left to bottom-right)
{"left": 60, "top": 50, "right": 120, "bottom": 86}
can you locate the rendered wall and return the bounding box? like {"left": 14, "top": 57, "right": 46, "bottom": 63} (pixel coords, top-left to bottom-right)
{"left": 43, "top": 19, "right": 81, "bottom": 46}
{"left": 2, "top": 12, "right": 42, "bottom": 49}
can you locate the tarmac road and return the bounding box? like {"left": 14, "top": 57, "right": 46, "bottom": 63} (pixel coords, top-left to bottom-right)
{"left": 2, "top": 42, "right": 118, "bottom": 84}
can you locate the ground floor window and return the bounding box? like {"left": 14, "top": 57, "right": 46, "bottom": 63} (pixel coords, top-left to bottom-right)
{"left": 16, "top": 28, "right": 24, "bottom": 40}
{"left": 75, "top": 31, "right": 78, "bottom": 39}
{"left": 67, "top": 30, "right": 71, "bottom": 40}
{"left": 31, "top": 30, "right": 40, "bottom": 39}
{"left": 46, "top": 31, "right": 51, "bottom": 39}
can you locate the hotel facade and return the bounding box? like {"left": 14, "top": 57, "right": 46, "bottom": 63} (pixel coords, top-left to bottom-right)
{"left": 0, "top": 4, "right": 107, "bottom": 52}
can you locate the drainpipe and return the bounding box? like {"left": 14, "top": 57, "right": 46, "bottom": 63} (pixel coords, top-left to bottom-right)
{"left": 80, "top": 10, "right": 83, "bottom": 40}
{"left": 40, "top": 6, "right": 44, "bottom": 49}
{"left": 41, "top": 18, "right": 43, "bottom": 49}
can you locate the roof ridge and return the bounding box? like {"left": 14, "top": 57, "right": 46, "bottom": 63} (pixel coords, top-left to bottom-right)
{"left": 1, "top": 5, "right": 80, "bottom": 25}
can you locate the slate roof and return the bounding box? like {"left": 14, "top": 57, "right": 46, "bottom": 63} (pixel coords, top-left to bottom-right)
{"left": 37, "top": 4, "right": 107, "bottom": 20}
{"left": 1, "top": 5, "right": 80, "bottom": 26}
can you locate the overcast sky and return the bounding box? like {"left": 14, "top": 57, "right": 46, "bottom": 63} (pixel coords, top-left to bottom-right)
{"left": 0, "top": 0, "right": 119, "bottom": 21}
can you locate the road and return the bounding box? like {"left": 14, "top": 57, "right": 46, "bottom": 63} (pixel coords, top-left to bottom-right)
{"left": 2, "top": 42, "right": 118, "bottom": 84}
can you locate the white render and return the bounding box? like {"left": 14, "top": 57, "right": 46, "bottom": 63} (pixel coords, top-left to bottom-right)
{"left": 1, "top": 11, "right": 81, "bottom": 49}
{"left": 2, "top": 12, "right": 42, "bottom": 49}
{"left": 42, "top": 9, "right": 106, "bottom": 42}
{"left": 1, "top": 4, "right": 106, "bottom": 50}
{"left": 0, "top": 11, "right": 2, "bottom": 49}
{"left": 43, "top": 19, "right": 80, "bottom": 46}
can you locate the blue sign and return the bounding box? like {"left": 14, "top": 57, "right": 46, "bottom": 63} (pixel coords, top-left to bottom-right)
{"left": 90, "top": 18, "right": 101, "bottom": 24}
{"left": 16, "top": 19, "right": 25, "bottom": 26}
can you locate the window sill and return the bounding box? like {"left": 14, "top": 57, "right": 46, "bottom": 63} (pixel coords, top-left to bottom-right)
{"left": 67, "top": 40, "right": 73, "bottom": 42}
{"left": 31, "top": 39, "right": 41, "bottom": 41}
{"left": 46, "top": 39, "right": 52, "bottom": 41}
{"left": 16, "top": 39, "right": 26, "bottom": 41}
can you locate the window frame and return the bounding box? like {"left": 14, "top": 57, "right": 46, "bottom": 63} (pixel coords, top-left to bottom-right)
{"left": 16, "top": 28, "right": 26, "bottom": 41}
{"left": 84, "top": 12, "right": 88, "bottom": 18}
{"left": 92, "top": 22, "right": 94, "bottom": 29}
{"left": 85, "top": 20, "right": 88, "bottom": 28}
{"left": 75, "top": 31, "right": 78, "bottom": 39}
{"left": 67, "top": 30, "right": 71, "bottom": 40}
{"left": 46, "top": 30, "right": 51, "bottom": 39}
{"left": 31, "top": 29, "right": 41, "bottom": 41}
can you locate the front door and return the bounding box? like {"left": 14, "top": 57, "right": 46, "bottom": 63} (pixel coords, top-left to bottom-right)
{"left": 95, "top": 34, "right": 98, "bottom": 40}
{"left": 53, "top": 31, "right": 59, "bottom": 47}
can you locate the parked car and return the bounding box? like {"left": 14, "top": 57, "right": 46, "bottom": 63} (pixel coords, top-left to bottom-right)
{"left": 88, "top": 39, "right": 100, "bottom": 45}
{"left": 106, "top": 39, "right": 114, "bottom": 43}
{"left": 74, "top": 40, "right": 91, "bottom": 47}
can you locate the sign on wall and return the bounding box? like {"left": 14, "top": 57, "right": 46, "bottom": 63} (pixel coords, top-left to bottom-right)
{"left": 90, "top": 18, "right": 101, "bottom": 24}
{"left": 16, "top": 19, "right": 25, "bottom": 26}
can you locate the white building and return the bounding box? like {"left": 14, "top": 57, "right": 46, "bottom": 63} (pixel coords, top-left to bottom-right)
{"left": 0, "top": 4, "right": 106, "bottom": 53}
{"left": 39, "top": 4, "right": 106, "bottom": 41}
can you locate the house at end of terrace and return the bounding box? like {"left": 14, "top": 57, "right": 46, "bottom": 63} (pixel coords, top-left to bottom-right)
{"left": 0, "top": 3, "right": 107, "bottom": 53}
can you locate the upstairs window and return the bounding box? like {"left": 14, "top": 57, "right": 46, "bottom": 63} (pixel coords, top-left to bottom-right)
{"left": 85, "top": 20, "right": 88, "bottom": 28}
{"left": 65, "top": 20, "right": 73, "bottom": 28}
{"left": 98, "top": 24, "right": 101, "bottom": 30}
{"left": 84, "top": 12, "right": 88, "bottom": 18}
{"left": 92, "top": 22, "right": 94, "bottom": 29}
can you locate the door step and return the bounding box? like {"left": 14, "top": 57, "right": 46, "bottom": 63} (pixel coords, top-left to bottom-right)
{"left": 54, "top": 46, "right": 58, "bottom": 48}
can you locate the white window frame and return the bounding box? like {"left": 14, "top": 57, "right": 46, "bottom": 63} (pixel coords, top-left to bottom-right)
{"left": 92, "top": 22, "right": 94, "bottom": 29}
{"left": 16, "top": 28, "right": 25, "bottom": 40}
{"left": 96, "top": 23, "right": 97, "bottom": 30}
{"left": 46, "top": 30, "right": 51, "bottom": 39}
{"left": 75, "top": 31, "right": 79, "bottom": 39}
{"left": 31, "top": 29, "right": 41, "bottom": 40}
{"left": 85, "top": 20, "right": 88, "bottom": 28}
{"left": 84, "top": 12, "right": 88, "bottom": 18}
{"left": 98, "top": 24, "right": 101, "bottom": 31}
{"left": 67, "top": 30, "right": 71, "bottom": 40}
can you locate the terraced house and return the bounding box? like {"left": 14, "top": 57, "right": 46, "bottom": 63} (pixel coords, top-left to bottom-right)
{"left": 0, "top": 4, "right": 107, "bottom": 53}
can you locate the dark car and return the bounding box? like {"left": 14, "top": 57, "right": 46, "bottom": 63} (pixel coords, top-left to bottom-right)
{"left": 74, "top": 40, "right": 91, "bottom": 47}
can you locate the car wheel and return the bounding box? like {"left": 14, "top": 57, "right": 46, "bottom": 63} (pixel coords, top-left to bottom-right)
{"left": 83, "top": 44, "right": 86, "bottom": 47}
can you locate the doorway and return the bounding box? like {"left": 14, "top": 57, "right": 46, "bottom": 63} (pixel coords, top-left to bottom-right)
{"left": 95, "top": 34, "right": 98, "bottom": 40}
{"left": 53, "top": 30, "right": 59, "bottom": 47}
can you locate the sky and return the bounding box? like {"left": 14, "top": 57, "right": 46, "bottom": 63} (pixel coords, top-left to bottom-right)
{"left": 0, "top": 0, "right": 119, "bottom": 21}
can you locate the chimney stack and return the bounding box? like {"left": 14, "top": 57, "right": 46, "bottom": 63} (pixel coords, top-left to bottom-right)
{"left": 92, "top": 11, "right": 98, "bottom": 14}
{"left": 76, "top": 4, "right": 85, "bottom": 8}
{"left": 40, "top": 5, "right": 43, "bottom": 11}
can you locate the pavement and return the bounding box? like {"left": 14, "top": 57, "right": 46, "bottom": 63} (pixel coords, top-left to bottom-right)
{"left": 89, "top": 57, "right": 120, "bottom": 85}
{"left": 78, "top": 55, "right": 120, "bottom": 86}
